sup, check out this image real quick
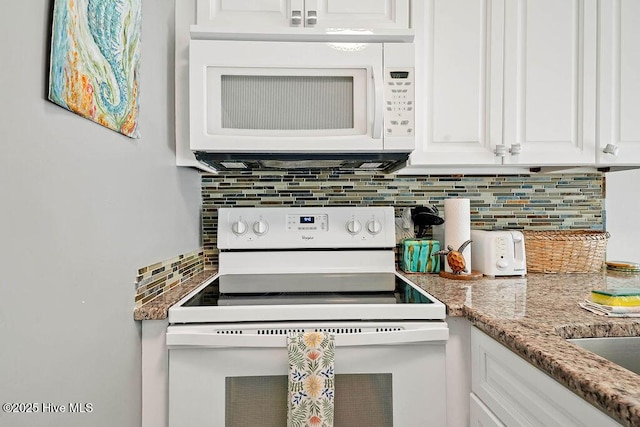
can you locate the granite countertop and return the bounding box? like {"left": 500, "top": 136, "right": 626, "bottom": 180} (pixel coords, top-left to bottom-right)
{"left": 403, "top": 271, "right": 640, "bottom": 427}
{"left": 134, "top": 268, "right": 640, "bottom": 425}
{"left": 133, "top": 270, "right": 217, "bottom": 320}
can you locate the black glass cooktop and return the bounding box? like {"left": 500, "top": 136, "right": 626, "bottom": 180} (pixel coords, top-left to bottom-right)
{"left": 181, "top": 273, "right": 434, "bottom": 307}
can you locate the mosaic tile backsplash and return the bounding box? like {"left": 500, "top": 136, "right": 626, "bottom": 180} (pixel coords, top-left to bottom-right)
{"left": 134, "top": 248, "right": 205, "bottom": 307}
{"left": 201, "top": 171, "right": 605, "bottom": 267}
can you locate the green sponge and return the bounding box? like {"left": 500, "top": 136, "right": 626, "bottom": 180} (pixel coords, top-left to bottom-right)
{"left": 591, "top": 289, "right": 640, "bottom": 307}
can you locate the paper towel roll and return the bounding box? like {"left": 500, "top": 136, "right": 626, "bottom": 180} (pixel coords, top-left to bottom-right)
{"left": 444, "top": 198, "right": 471, "bottom": 273}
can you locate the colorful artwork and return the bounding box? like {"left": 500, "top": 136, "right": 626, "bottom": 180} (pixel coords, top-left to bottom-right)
{"left": 49, "top": 0, "right": 141, "bottom": 138}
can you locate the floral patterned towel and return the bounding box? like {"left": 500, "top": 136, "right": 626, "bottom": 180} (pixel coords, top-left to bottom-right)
{"left": 287, "top": 331, "right": 335, "bottom": 427}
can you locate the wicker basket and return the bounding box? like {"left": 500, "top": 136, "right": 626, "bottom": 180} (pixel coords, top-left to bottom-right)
{"left": 523, "top": 230, "right": 609, "bottom": 273}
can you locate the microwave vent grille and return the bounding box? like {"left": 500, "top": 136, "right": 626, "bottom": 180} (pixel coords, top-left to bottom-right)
{"left": 219, "top": 161, "right": 248, "bottom": 169}
{"left": 194, "top": 152, "right": 409, "bottom": 173}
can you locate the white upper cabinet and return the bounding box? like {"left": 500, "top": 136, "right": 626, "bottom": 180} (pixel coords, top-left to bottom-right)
{"left": 196, "top": 0, "right": 290, "bottom": 29}
{"left": 313, "top": 0, "right": 409, "bottom": 30}
{"left": 598, "top": 0, "right": 640, "bottom": 166}
{"left": 502, "top": 0, "right": 597, "bottom": 166}
{"left": 410, "top": 0, "right": 504, "bottom": 167}
{"left": 410, "top": 0, "right": 599, "bottom": 170}
{"left": 195, "top": 0, "right": 410, "bottom": 32}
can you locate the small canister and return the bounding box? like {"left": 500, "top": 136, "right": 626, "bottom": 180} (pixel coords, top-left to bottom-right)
{"left": 400, "top": 239, "right": 441, "bottom": 273}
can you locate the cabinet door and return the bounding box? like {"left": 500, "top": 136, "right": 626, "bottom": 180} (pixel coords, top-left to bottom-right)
{"left": 196, "top": 0, "right": 409, "bottom": 31}
{"left": 471, "top": 328, "right": 621, "bottom": 427}
{"left": 598, "top": 0, "right": 640, "bottom": 166}
{"left": 312, "top": 0, "right": 409, "bottom": 30}
{"left": 470, "top": 393, "right": 506, "bottom": 427}
{"left": 410, "top": 0, "right": 504, "bottom": 166}
{"left": 502, "top": 0, "right": 597, "bottom": 166}
{"left": 196, "top": 0, "right": 291, "bottom": 29}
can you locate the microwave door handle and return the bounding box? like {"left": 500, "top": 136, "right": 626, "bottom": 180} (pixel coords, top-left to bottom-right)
{"left": 372, "top": 68, "right": 383, "bottom": 140}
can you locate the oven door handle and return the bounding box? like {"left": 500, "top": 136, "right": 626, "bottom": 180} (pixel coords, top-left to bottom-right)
{"left": 166, "top": 325, "right": 448, "bottom": 348}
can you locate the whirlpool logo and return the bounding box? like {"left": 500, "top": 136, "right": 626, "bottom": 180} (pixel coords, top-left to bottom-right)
{"left": 301, "top": 235, "right": 314, "bottom": 240}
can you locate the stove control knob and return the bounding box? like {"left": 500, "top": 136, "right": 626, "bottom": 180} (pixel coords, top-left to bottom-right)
{"left": 253, "top": 220, "right": 269, "bottom": 236}
{"left": 367, "top": 219, "right": 382, "bottom": 235}
{"left": 346, "top": 219, "right": 362, "bottom": 235}
{"left": 231, "top": 220, "right": 248, "bottom": 236}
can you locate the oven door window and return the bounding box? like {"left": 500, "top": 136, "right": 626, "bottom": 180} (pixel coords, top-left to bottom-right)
{"left": 226, "top": 374, "right": 392, "bottom": 427}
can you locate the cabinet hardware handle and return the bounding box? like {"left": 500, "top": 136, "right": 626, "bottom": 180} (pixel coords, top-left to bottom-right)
{"left": 602, "top": 144, "right": 619, "bottom": 156}
{"left": 306, "top": 10, "right": 317, "bottom": 26}
{"left": 494, "top": 144, "right": 507, "bottom": 157}
{"left": 291, "top": 10, "right": 302, "bottom": 26}
{"left": 305, "top": 0, "right": 318, "bottom": 26}
{"left": 509, "top": 144, "right": 522, "bottom": 155}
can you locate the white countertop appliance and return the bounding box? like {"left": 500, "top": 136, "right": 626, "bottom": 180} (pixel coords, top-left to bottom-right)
{"left": 167, "top": 206, "right": 448, "bottom": 427}
{"left": 470, "top": 229, "right": 527, "bottom": 277}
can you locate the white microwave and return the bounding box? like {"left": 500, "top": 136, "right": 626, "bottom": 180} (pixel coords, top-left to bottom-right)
{"left": 188, "top": 40, "right": 415, "bottom": 172}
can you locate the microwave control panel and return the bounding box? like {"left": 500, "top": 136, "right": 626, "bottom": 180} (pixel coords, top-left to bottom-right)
{"left": 384, "top": 68, "right": 415, "bottom": 137}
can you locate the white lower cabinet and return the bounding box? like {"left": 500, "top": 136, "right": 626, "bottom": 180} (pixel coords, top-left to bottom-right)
{"left": 470, "top": 393, "right": 505, "bottom": 427}
{"left": 470, "top": 327, "right": 621, "bottom": 427}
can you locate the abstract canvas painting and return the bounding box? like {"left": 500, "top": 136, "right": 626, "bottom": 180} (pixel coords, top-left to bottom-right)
{"left": 49, "top": 0, "right": 141, "bottom": 138}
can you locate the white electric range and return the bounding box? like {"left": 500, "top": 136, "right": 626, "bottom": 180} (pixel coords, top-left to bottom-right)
{"left": 167, "top": 206, "right": 448, "bottom": 427}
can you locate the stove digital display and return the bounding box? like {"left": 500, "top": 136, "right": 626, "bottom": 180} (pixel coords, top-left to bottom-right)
{"left": 300, "top": 216, "right": 315, "bottom": 224}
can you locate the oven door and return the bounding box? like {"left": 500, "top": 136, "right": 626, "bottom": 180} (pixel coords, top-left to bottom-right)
{"left": 167, "top": 321, "right": 447, "bottom": 427}
{"left": 189, "top": 40, "right": 383, "bottom": 152}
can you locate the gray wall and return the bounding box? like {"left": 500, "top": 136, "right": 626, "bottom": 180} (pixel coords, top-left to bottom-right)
{"left": 0, "top": 2, "right": 201, "bottom": 426}
{"left": 606, "top": 169, "right": 640, "bottom": 261}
